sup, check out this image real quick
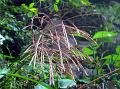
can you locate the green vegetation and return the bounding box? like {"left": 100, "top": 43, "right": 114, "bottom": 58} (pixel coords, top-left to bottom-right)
{"left": 0, "top": 0, "right": 120, "bottom": 89}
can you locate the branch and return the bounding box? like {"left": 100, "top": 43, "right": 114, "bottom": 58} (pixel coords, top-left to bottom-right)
{"left": 78, "top": 68, "right": 120, "bottom": 89}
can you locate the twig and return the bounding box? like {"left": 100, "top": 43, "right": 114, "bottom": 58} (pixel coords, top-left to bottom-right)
{"left": 78, "top": 68, "right": 120, "bottom": 89}
{"left": 63, "top": 13, "right": 101, "bottom": 21}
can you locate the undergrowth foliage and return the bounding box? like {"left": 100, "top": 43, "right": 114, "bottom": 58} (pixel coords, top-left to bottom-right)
{"left": 21, "top": 13, "right": 96, "bottom": 85}
{"left": 0, "top": 0, "right": 120, "bottom": 89}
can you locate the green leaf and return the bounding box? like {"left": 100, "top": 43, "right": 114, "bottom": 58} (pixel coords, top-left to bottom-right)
{"left": 78, "top": 78, "right": 90, "bottom": 84}
{"left": 0, "top": 54, "right": 4, "bottom": 59}
{"left": 114, "top": 61, "right": 120, "bottom": 68}
{"left": 7, "top": 73, "right": 52, "bottom": 89}
{"left": 39, "top": 0, "right": 45, "bottom": 2}
{"left": 29, "top": 3, "right": 35, "bottom": 8}
{"left": 103, "top": 54, "right": 120, "bottom": 60}
{"left": 27, "top": 12, "right": 34, "bottom": 17}
{"left": 70, "top": 33, "right": 84, "bottom": 38}
{"left": 58, "top": 79, "right": 76, "bottom": 88}
{"left": 34, "top": 84, "right": 48, "bottom": 89}
{"left": 69, "top": 0, "right": 81, "bottom": 7}
{"left": 98, "top": 36, "right": 114, "bottom": 42}
{"left": 53, "top": 4, "right": 59, "bottom": 12}
{"left": 0, "top": 54, "right": 14, "bottom": 59}
{"left": 116, "top": 46, "right": 120, "bottom": 54}
{"left": 55, "top": 0, "right": 60, "bottom": 4}
{"left": 21, "top": 4, "right": 29, "bottom": 10}
{"left": 93, "top": 31, "right": 117, "bottom": 39}
{"left": 4, "top": 55, "right": 14, "bottom": 59}
{"left": 29, "top": 8, "right": 38, "bottom": 13}
{"left": 71, "top": 49, "right": 83, "bottom": 56}
{"left": 83, "top": 47, "right": 96, "bottom": 55}
{"left": 80, "top": 0, "right": 91, "bottom": 5}
{"left": 0, "top": 68, "right": 9, "bottom": 79}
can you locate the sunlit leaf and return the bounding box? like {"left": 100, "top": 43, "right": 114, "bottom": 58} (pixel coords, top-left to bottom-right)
{"left": 93, "top": 31, "right": 117, "bottom": 39}
{"left": 53, "top": 4, "right": 59, "bottom": 12}
{"left": 0, "top": 68, "right": 9, "bottom": 79}
{"left": 34, "top": 84, "right": 47, "bottom": 89}
{"left": 70, "top": 33, "right": 84, "bottom": 38}
{"left": 80, "top": 0, "right": 91, "bottom": 5}
{"left": 29, "top": 8, "right": 38, "bottom": 13}
{"left": 29, "top": 3, "right": 35, "bottom": 8}
{"left": 55, "top": 0, "right": 60, "bottom": 4}
{"left": 83, "top": 47, "right": 96, "bottom": 55}
{"left": 58, "top": 79, "right": 76, "bottom": 88}
{"left": 21, "top": 4, "right": 29, "bottom": 9}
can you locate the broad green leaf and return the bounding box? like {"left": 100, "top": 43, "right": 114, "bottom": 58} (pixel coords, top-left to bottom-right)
{"left": 53, "top": 4, "right": 59, "bottom": 12}
{"left": 83, "top": 47, "right": 96, "bottom": 55}
{"left": 29, "top": 3, "right": 35, "bottom": 8}
{"left": 81, "top": 0, "right": 91, "bottom": 5}
{"left": 58, "top": 79, "right": 76, "bottom": 88}
{"left": 34, "top": 84, "right": 47, "bottom": 89}
{"left": 98, "top": 36, "right": 114, "bottom": 42}
{"left": 116, "top": 46, "right": 120, "bottom": 54}
{"left": 93, "top": 31, "right": 117, "bottom": 39}
{"left": 0, "top": 68, "right": 9, "bottom": 79}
